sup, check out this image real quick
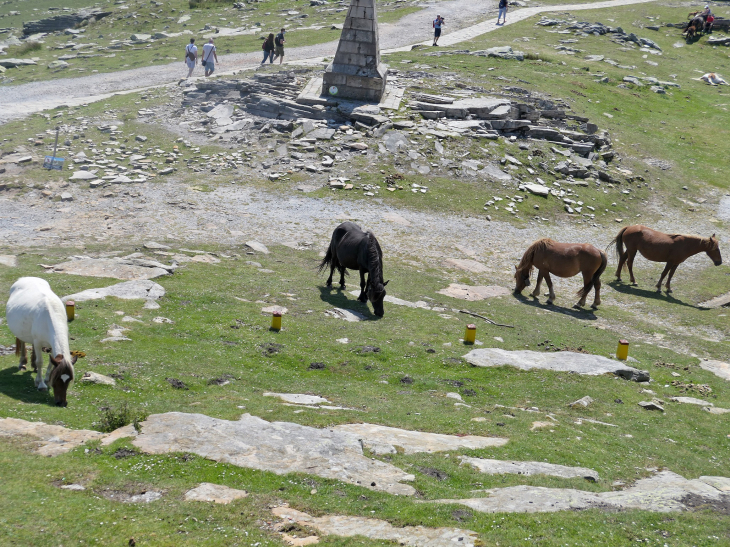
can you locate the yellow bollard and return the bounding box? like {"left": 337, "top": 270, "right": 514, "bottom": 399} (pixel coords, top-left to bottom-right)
{"left": 66, "top": 300, "right": 75, "bottom": 322}
{"left": 616, "top": 339, "right": 629, "bottom": 360}
{"left": 271, "top": 311, "right": 282, "bottom": 331}
{"left": 464, "top": 324, "right": 476, "bottom": 344}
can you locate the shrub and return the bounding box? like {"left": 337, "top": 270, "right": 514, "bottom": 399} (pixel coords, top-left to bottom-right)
{"left": 189, "top": 0, "right": 231, "bottom": 8}
{"left": 98, "top": 402, "right": 147, "bottom": 433}
{"left": 15, "top": 41, "right": 43, "bottom": 55}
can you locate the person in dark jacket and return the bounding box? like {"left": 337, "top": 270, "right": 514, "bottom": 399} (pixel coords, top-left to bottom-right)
{"left": 261, "top": 33, "right": 275, "bottom": 64}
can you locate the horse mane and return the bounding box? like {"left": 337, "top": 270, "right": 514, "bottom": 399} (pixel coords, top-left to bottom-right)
{"left": 706, "top": 235, "right": 719, "bottom": 251}
{"left": 516, "top": 238, "right": 554, "bottom": 275}
{"left": 366, "top": 231, "right": 384, "bottom": 284}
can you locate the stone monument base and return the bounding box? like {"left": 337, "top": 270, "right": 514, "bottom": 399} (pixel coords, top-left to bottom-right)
{"left": 323, "top": 62, "right": 387, "bottom": 102}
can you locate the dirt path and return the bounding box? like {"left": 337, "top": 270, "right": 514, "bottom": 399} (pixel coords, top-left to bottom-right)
{"left": 1, "top": 0, "right": 658, "bottom": 124}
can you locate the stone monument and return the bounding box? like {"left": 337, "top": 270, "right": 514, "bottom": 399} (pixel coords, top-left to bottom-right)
{"left": 323, "top": 0, "right": 387, "bottom": 102}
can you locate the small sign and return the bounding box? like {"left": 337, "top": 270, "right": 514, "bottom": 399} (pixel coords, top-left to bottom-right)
{"left": 328, "top": 85, "right": 338, "bottom": 96}
{"left": 43, "top": 156, "right": 65, "bottom": 170}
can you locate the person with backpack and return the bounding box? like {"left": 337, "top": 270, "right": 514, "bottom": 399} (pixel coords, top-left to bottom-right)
{"left": 184, "top": 38, "right": 197, "bottom": 78}
{"left": 272, "top": 28, "right": 286, "bottom": 64}
{"left": 433, "top": 15, "right": 444, "bottom": 46}
{"left": 202, "top": 37, "right": 218, "bottom": 77}
{"left": 497, "top": 0, "right": 508, "bottom": 25}
{"left": 261, "top": 33, "right": 275, "bottom": 64}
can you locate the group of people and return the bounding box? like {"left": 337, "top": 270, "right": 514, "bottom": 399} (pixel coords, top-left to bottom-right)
{"left": 185, "top": 37, "right": 219, "bottom": 78}
{"left": 183, "top": 28, "right": 287, "bottom": 78}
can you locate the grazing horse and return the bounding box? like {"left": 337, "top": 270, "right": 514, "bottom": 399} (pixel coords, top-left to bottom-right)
{"left": 686, "top": 15, "right": 705, "bottom": 37}
{"left": 684, "top": 23, "right": 697, "bottom": 39}
{"left": 609, "top": 225, "right": 722, "bottom": 293}
{"left": 318, "top": 221, "right": 389, "bottom": 317}
{"left": 6, "top": 277, "right": 77, "bottom": 406}
{"left": 514, "top": 238, "right": 607, "bottom": 309}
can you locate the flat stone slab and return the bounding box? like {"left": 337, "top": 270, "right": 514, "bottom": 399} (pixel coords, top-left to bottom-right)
{"left": 245, "top": 241, "right": 270, "bottom": 254}
{"left": 262, "top": 305, "right": 288, "bottom": 315}
{"left": 437, "top": 284, "right": 510, "bottom": 301}
{"left": 325, "top": 308, "right": 368, "bottom": 322}
{"left": 0, "top": 255, "right": 17, "bottom": 267}
{"left": 63, "top": 280, "right": 165, "bottom": 302}
{"left": 44, "top": 257, "right": 172, "bottom": 280}
{"left": 670, "top": 397, "right": 713, "bottom": 406}
{"left": 698, "top": 292, "right": 730, "bottom": 309}
{"left": 0, "top": 417, "right": 104, "bottom": 456}
{"left": 460, "top": 456, "right": 599, "bottom": 481}
{"left": 436, "top": 471, "right": 730, "bottom": 513}
{"left": 331, "top": 423, "right": 508, "bottom": 455}
{"left": 700, "top": 360, "right": 730, "bottom": 381}
{"left": 444, "top": 259, "right": 489, "bottom": 274}
{"left": 463, "top": 349, "right": 649, "bottom": 381}
{"left": 273, "top": 507, "right": 479, "bottom": 547}
{"left": 184, "top": 483, "right": 248, "bottom": 504}
{"left": 264, "top": 393, "right": 330, "bottom": 405}
{"left": 349, "top": 290, "right": 430, "bottom": 310}
{"left": 131, "top": 412, "right": 415, "bottom": 495}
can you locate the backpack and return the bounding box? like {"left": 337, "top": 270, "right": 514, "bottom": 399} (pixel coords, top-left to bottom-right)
{"left": 186, "top": 45, "right": 196, "bottom": 61}
{"left": 275, "top": 34, "right": 282, "bottom": 47}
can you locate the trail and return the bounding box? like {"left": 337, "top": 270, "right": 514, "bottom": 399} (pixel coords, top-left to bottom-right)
{"left": 1, "top": 0, "right": 658, "bottom": 123}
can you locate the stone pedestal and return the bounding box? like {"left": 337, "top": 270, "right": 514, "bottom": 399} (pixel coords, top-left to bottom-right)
{"left": 323, "top": 0, "right": 387, "bottom": 102}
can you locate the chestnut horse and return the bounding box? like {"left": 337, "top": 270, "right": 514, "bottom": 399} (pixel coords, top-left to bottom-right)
{"left": 514, "top": 238, "right": 607, "bottom": 308}
{"left": 609, "top": 225, "right": 722, "bottom": 292}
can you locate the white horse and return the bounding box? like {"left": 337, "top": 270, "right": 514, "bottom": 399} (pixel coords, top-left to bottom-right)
{"left": 6, "top": 277, "right": 77, "bottom": 407}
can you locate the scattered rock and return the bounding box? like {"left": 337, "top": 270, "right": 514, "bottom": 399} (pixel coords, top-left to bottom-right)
{"left": 444, "top": 259, "right": 489, "bottom": 274}
{"left": 638, "top": 400, "right": 664, "bottom": 411}
{"left": 568, "top": 396, "right": 593, "bottom": 409}
{"left": 245, "top": 241, "right": 269, "bottom": 254}
{"left": 325, "top": 308, "right": 368, "bottom": 322}
{"left": 437, "top": 284, "right": 510, "bottom": 301}
{"left": 45, "top": 257, "right": 173, "bottom": 281}
{"left": 670, "top": 396, "right": 713, "bottom": 406}
{"left": 0, "top": 417, "right": 104, "bottom": 456}
{"left": 700, "top": 360, "right": 730, "bottom": 381}
{"left": 79, "top": 372, "right": 116, "bottom": 386}
{"left": 63, "top": 280, "right": 165, "bottom": 302}
{"left": 264, "top": 393, "right": 331, "bottom": 405}
{"left": 0, "top": 255, "right": 18, "bottom": 267}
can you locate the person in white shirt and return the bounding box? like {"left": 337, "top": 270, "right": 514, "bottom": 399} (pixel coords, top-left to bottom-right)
{"left": 202, "top": 38, "right": 218, "bottom": 77}
{"left": 184, "top": 38, "right": 197, "bottom": 78}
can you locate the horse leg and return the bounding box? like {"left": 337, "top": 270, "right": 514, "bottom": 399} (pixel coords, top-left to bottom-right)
{"left": 358, "top": 270, "right": 368, "bottom": 303}
{"left": 656, "top": 263, "right": 672, "bottom": 292}
{"left": 531, "top": 271, "right": 543, "bottom": 298}
{"left": 665, "top": 264, "right": 679, "bottom": 293}
{"left": 627, "top": 250, "right": 638, "bottom": 285}
{"left": 33, "top": 342, "right": 47, "bottom": 391}
{"left": 592, "top": 277, "right": 602, "bottom": 309}
{"left": 544, "top": 273, "right": 555, "bottom": 304}
{"left": 326, "top": 263, "right": 334, "bottom": 287}
{"left": 576, "top": 270, "right": 592, "bottom": 308}
{"left": 18, "top": 340, "right": 27, "bottom": 371}
{"left": 338, "top": 266, "right": 346, "bottom": 290}
{"left": 615, "top": 251, "right": 627, "bottom": 280}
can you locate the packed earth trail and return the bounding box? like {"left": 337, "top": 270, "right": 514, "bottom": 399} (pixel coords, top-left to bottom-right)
{"left": 1, "top": 0, "right": 658, "bottom": 124}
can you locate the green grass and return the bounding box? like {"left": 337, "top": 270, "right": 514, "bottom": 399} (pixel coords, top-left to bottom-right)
{"left": 0, "top": 245, "right": 729, "bottom": 545}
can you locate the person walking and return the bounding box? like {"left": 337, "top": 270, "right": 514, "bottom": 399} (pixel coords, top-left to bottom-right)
{"left": 497, "top": 0, "right": 508, "bottom": 25}
{"left": 261, "top": 33, "right": 275, "bottom": 64}
{"left": 202, "top": 37, "right": 218, "bottom": 77}
{"left": 433, "top": 15, "right": 444, "bottom": 46}
{"left": 184, "top": 38, "right": 197, "bottom": 78}
{"left": 272, "top": 28, "right": 286, "bottom": 64}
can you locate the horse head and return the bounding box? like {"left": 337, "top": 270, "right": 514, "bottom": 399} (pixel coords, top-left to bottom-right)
{"left": 368, "top": 279, "right": 388, "bottom": 317}
{"left": 707, "top": 234, "right": 722, "bottom": 266}
{"left": 513, "top": 265, "right": 531, "bottom": 293}
{"left": 49, "top": 353, "right": 78, "bottom": 407}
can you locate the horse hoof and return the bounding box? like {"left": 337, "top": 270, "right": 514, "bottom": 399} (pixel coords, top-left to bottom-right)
{"left": 591, "top": 304, "right": 599, "bottom": 310}
{"left": 38, "top": 386, "right": 48, "bottom": 392}
{"left": 19, "top": 365, "right": 26, "bottom": 371}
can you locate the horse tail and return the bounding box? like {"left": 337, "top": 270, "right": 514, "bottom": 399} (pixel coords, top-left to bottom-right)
{"left": 607, "top": 227, "right": 627, "bottom": 267}
{"left": 317, "top": 246, "right": 333, "bottom": 274}
{"left": 577, "top": 250, "right": 608, "bottom": 299}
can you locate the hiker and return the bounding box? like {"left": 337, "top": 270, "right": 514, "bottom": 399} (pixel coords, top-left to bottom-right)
{"left": 433, "top": 15, "right": 444, "bottom": 46}
{"left": 703, "top": 5, "right": 715, "bottom": 31}
{"left": 202, "top": 37, "right": 218, "bottom": 77}
{"left": 497, "top": 0, "right": 508, "bottom": 25}
{"left": 272, "top": 28, "right": 286, "bottom": 64}
{"left": 184, "top": 38, "right": 197, "bottom": 78}
{"left": 261, "top": 33, "right": 275, "bottom": 64}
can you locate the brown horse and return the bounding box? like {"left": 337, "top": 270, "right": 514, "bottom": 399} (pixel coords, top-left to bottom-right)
{"left": 609, "top": 225, "right": 722, "bottom": 293}
{"left": 514, "top": 238, "right": 607, "bottom": 308}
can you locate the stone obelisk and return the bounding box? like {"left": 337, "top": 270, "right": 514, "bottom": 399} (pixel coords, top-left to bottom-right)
{"left": 323, "top": 0, "right": 387, "bottom": 102}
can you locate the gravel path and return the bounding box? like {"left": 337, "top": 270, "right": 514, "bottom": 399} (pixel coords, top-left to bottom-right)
{"left": 1, "top": 0, "right": 658, "bottom": 124}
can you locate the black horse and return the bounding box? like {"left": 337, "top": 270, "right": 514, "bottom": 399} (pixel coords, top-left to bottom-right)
{"left": 318, "top": 221, "right": 389, "bottom": 317}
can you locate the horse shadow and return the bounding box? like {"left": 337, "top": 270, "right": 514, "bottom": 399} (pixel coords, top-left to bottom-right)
{"left": 608, "top": 280, "right": 699, "bottom": 309}
{"left": 513, "top": 293, "right": 599, "bottom": 321}
{"left": 317, "top": 285, "right": 382, "bottom": 320}
{"left": 0, "top": 365, "right": 56, "bottom": 405}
